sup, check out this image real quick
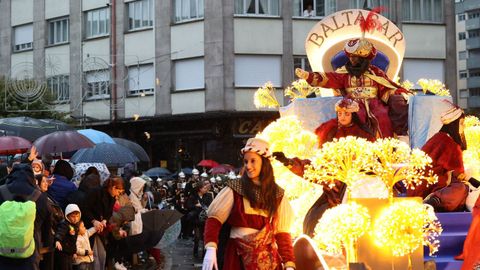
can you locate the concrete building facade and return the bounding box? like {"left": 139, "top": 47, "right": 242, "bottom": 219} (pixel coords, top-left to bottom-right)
{"left": 0, "top": 0, "right": 456, "bottom": 169}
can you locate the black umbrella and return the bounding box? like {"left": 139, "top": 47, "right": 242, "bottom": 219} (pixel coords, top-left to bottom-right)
{"left": 70, "top": 142, "right": 139, "bottom": 166}
{"left": 108, "top": 209, "right": 183, "bottom": 258}
{"left": 40, "top": 119, "right": 73, "bottom": 131}
{"left": 113, "top": 137, "right": 150, "bottom": 162}
{"left": 144, "top": 167, "right": 172, "bottom": 178}
{"left": 0, "top": 116, "right": 61, "bottom": 142}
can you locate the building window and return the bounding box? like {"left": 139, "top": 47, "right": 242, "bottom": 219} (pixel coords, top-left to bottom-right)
{"left": 174, "top": 58, "right": 205, "bottom": 91}
{"left": 235, "top": 0, "right": 280, "bottom": 16}
{"left": 460, "top": 70, "right": 468, "bottom": 79}
{"left": 459, "top": 89, "right": 468, "bottom": 98}
{"left": 459, "top": 32, "right": 466, "bottom": 40}
{"left": 85, "top": 8, "right": 110, "bottom": 38}
{"left": 458, "top": 13, "right": 465, "bottom": 21}
{"left": 13, "top": 24, "right": 33, "bottom": 52}
{"left": 470, "top": 70, "right": 480, "bottom": 77}
{"left": 403, "top": 0, "right": 443, "bottom": 23}
{"left": 47, "top": 75, "right": 70, "bottom": 102}
{"left": 235, "top": 55, "right": 282, "bottom": 87}
{"left": 48, "top": 18, "right": 69, "bottom": 45}
{"left": 350, "top": 0, "right": 392, "bottom": 19}
{"left": 174, "top": 0, "right": 204, "bottom": 22}
{"left": 403, "top": 59, "right": 444, "bottom": 89}
{"left": 128, "top": 0, "right": 153, "bottom": 30}
{"left": 469, "top": 30, "right": 480, "bottom": 38}
{"left": 468, "top": 12, "right": 480, "bottom": 19}
{"left": 293, "top": 56, "right": 312, "bottom": 77}
{"left": 293, "top": 0, "right": 336, "bottom": 17}
{"left": 459, "top": 51, "right": 468, "bottom": 60}
{"left": 84, "top": 70, "right": 110, "bottom": 99}
{"left": 128, "top": 64, "right": 155, "bottom": 96}
{"left": 471, "top": 88, "right": 480, "bottom": 96}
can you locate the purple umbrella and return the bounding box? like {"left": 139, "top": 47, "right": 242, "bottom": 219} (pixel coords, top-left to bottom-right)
{"left": 33, "top": 131, "right": 95, "bottom": 155}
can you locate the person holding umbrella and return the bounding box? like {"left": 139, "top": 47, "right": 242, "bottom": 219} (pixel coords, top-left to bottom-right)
{"left": 202, "top": 138, "right": 295, "bottom": 270}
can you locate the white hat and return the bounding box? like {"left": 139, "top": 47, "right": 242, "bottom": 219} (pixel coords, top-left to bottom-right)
{"left": 178, "top": 171, "right": 185, "bottom": 178}
{"left": 241, "top": 137, "right": 271, "bottom": 158}
{"left": 210, "top": 177, "right": 216, "bottom": 183}
{"left": 440, "top": 100, "right": 464, "bottom": 125}
{"left": 228, "top": 171, "right": 236, "bottom": 180}
{"left": 201, "top": 172, "right": 208, "bottom": 178}
{"left": 192, "top": 168, "right": 199, "bottom": 175}
{"left": 216, "top": 176, "right": 222, "bottom": 182}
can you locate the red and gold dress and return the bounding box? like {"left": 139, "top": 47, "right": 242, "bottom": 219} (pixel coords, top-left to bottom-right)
{"left": 304, "top": 66, "right": 408, "bottom": 138}
{"left": 203, "top": 179, "right": 295, "bottom": 270}
{"left": 407, "top": 132, "right": 468, "bottom": 212}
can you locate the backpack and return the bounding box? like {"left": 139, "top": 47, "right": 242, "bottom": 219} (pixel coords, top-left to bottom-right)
{"left": 0, "top": 185, "right": 41, "bottom": 259}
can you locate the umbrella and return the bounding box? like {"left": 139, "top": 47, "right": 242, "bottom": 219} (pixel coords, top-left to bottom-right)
{"left": 77, "top": 129, "right": 115, "bottom": 144}
{"left": 109, "top": 209, "right": 183, "bottom": 257}
{"left": 210, "top": 164, "right": 236, "bottom": 175}
{"left": 155, "top": 220, "right": 181, "bottom": 248}
{"left": 0, "top": 116, "right": 62, "bottom": 141}
{"left": 113, "top": 137, "right": 150, "bottom": 162}
{"left": 0, "top": 136, "right": 32, "bottom": 155}
{"left": 71, "top": 163, "right": 110, "bottom": 183}
{"left": 144, "top": 167, "right": 171, "bottom": 178}
{"left": 197, "top": 159, "right": 220, "bottom": 168}
{"left": 33, "top": 131, "right": 95, "bottom": 155}
{"left": 70, "top": 143, "right": 139, "bottom": 166}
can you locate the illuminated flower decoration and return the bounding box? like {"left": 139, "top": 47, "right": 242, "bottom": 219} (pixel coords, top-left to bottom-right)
{"left": 373, "top": 200, "right": 442, "bottom": 257}
{"left": 288, "top": 188, "right": 324, "bottom": 238}
{"left": 465, "top": 115, "right": 480, "bottom": 128}
{"left": 284, "top": 79, "right": 320, "bottom": 101}
{"left": 313, "top": 202, "right": 371, "bottom": 254}
{"left": 464, "top": 123, "right": 480, "bottom": 180}
{"left": 303, "top": 136, "right": 376, "bottom": 192}
{"left": 257, "top": 116, "right": 318, "bottom": 160}
{"left": 400, "top": 80, "right": 414, "bottom": 91}
{"left": 417, "top": 79, "right": 451, "bottom": 97}
{"left": 370, "top": 138, "right": 437, "bottom": 199}
{"left": 254, "top": 82, "right": 280, "bottom": 109}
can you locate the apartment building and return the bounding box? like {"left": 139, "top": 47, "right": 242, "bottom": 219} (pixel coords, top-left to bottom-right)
{"left": 456, "top": 0, "right": 480, "bottom": 109}
{"left": 0, "top": 0, "right": 456, "bottom": 168}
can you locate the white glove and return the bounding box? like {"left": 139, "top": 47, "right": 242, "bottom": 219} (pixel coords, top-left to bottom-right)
{"left": 202, "top": 247, "right": 218, "bottom": 270}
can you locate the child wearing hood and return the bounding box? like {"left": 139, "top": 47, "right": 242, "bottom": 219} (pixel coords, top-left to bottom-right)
{"left": 74, "top": 220, "right": 96, "bottom": 270}
{"left": 55, "top": 203, "right": 81, "bottom": 270}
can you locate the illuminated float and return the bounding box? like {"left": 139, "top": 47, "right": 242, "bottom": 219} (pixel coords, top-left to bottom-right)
{"left": 254, "top": 8, "right": 480, "bottom": 270}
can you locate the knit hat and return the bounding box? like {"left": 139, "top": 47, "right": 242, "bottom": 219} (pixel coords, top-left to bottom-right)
{"left": 440, "top": 100, "right": 464, "bottom": 125}
{"left": 241, "top": 138, "right": 271, "bottom": 158}
{"left": 335, "top": 98, "right": 360, "bottom": 113}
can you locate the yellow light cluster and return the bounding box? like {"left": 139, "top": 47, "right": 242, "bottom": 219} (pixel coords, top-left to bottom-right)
{"left": 370, "top": 138, "right": 437, "bottom": 197}
{"left": 284, "top": 79, "right": 320, "bottom": 100}
{"left": 465, "top": 115, "right": 480, "bottom": 128}
{"left": 372, "top": 200, "right": 442, "bottom": 257}
{"left": 304, "top": 136, "right": 377, "bottom": 193}
{"left": 253, "top": 82, "right": 280, "bottom": 109}
{"left": 417, "top": 78, "right": 451, "bottom": 97}
{"left": 464, "top": 119, "right": 480, "bottom": 180}
{"left": 313, "top": 202, "right": 371, "bottom": 254}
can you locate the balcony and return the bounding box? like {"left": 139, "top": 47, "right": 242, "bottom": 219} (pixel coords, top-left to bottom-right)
{"left": 468, "top": 96, "right": 480, "bottom": 108}
{"left": 466, "top": 18, "right": 480, "bottom": 31}
{"left": 467, "top": 55, "right": 480, "bottom": 69}
{"left": 467, "top": 37, "right": 480, "bottom": 50}
{"left": 463, "top": 0, "right": 480, "bottom": 12}
{"left": 467, "top": 76, "right": 480, "bottom": 88}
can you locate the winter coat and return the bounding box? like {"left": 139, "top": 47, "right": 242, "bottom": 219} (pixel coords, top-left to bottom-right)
{"left": 74, "top": 227, "right": 96, "bottom": 265}
{"left": 47, "top": 174, "right": 77, "bottom": 211}
{"left": 0, "top": 164, "right": 52, "bottom": 270}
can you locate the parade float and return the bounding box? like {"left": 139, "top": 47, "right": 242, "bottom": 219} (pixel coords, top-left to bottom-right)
{"left": 253, "top": 8, "right": 480, "bottom": 270}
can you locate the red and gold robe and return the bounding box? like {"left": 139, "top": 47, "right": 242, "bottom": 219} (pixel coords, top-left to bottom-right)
{"left": 203, "top": 179, "right": 295, "bottom": 270}
{"left": 304, "top": 65, "right": 409, "bottom": 138}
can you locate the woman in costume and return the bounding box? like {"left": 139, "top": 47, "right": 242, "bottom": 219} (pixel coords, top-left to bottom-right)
{"left": 202, "top": 138, "right": 296, "bottom": 270}
{"left": 407, "top": 100, "right": 470, "bottom": 212}
{"left": 274, "top": 98, "right": 375, "bottom": 236}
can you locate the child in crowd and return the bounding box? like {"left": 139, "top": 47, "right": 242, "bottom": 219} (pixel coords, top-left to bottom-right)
{"left": 55, "top": 204, "right": 81, "bottom": 270}
{"left": 74, "top": 221, "right": 96, "bottom": 270}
